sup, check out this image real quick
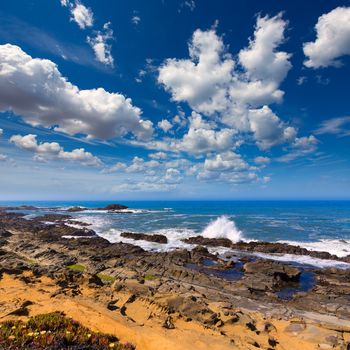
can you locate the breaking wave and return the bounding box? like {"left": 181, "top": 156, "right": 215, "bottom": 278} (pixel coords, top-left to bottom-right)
{"left": 202, "top": 216, "right": 242, "bottom": 243}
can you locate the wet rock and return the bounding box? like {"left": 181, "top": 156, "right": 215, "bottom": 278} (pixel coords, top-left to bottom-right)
{"left": 99, "top": 204, "right": 128, "bottom": 211}
{"left": 243, "top": 260, "right": 301, "bottom": 292}
{"left": 0, "top": 205, "right": 37, "bottom": 211}
{"left": 88, "top": 274, "right": 105, "bottom": 286}
{"left": 107, "top": 300, "right": 119, "bottom": 311}
{"left": 0, "top": 228, "right": 12, "bottom": 238}
{"left": 232, "top": 241, "right": 340, "bottom": 261}
{"left": 244, "top": 260, "right": 300, "bottom": 281}
{"left": 163, "top": 316, "right": 175, "bottom": 329}
{"left": 284, "top": 322, "right": 306, "bottom": 334}
{"left": 182, "top": 236, "right": 232, "bottom": 248}
{"left": 121, "top": 232, "right": 168, "bottom": 244}
{"left": 190, "top": 246, "right": 218, "bottom": 263}
{"left": 67, "top": 206, "right": 86, "bottom": 212}
{"left": 32, "top": 214, "right": 72, "bottom": 223}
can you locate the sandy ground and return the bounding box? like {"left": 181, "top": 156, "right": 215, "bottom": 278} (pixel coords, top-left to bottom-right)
{"left": 1, "top": 272, "right": 348, "bottom": 350}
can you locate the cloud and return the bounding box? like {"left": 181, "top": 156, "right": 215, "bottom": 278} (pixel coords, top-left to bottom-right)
{"left": 0, "top": 128, "right": 3, "bottom": 136}
{"left": 0, "top": 154, "right": 7, "bottom": 161}
{"left": 149, "top": 152, "right": 167, "bottom": 160}
{"left": 60, "top": 0, "right": 69, "bottom": 6}
{"left": 105, "top": 156, "right": 185, "bottom": 190}
{"left": 111, "top": 182, "right": 176, "bottom": 193}
{"left": 126, "top": 157, "right": 160, "bottom": 173}
{"left": 315, "top": 75, "right": 330, "bottom": 85}
{"left": 248, "top": 106, "right": 296, "bottom": 150}
{"left": 193, "top": 151, "right": 261, "bottom": 185}
{"left": 158, "top": 15, "right": 296, "bottom": 150}
{"left": 0, "top": 44, "right": 153, "bottom": 141}
{"left": 277, "top": 135, "right": 318, "bottom": 163}
{"left": 132, "top": 16, "right": 141, "bottom": 25}
{"left": 179, "top": 112, "right": 236, "bottom": 155}
{"left": 315, "top": 116, "right": 350, "bottom": 137}
{"left": 70, "top": 1, "right": 94, "bottom": 29}
{"left": 163, "top": 168, "right": 182, "bottom": 184}
{"left": 238, "top": 13, "right": 291, "bottom": 85}
{"left": 0, "top": 15, "right": 104, "bottom": 70}
{"left": 87, "top": 22, "right": 114, "bottom": 67}
{"left": 158, "top": 28, "right": 234, "bottom": 115}
{"left": 296, "top": 76, "right": 307, "bottom": 85}
{"left": 107, "top": 156, "right": 161, "bottom": 174}
{"left": 180, "top": 0, "right": 196, "bottom": 12}
{"left": 159, "top": 14, "right": 291, "bottom": 114}
{"left": 10, "top": 134, "right": 102, "bottom": 166}
{"left": 254, "top": 156, "right": 270, "bottom": 165}
{"left": 128, "top": 112, "right": 238, "bottom": 156}
{"left": 303, "top": 7, "right": 350, "bottom": 68}
{"left": 203, "top": 151, "right": 251, "bottom": 172}
{"left": 158, "top": 119, "right": 173, "bottom": 132}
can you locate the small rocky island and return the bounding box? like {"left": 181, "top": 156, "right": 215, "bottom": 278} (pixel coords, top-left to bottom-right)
{"left": 1, "top": 206, "right": 350, "bottom": 349}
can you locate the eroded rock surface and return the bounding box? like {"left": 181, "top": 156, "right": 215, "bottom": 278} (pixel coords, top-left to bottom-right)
{"left": 1, "top": 208, "right": 350, "bottom": 349}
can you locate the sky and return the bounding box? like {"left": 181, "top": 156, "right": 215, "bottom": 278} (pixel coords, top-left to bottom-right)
{"left": 0, "top": 0, "right": 350, "bottom": 201}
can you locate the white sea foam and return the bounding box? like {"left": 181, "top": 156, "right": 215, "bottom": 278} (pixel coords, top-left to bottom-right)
{"left": 63, "top": 212, "right": 350, "bottom": 269}
{"left": 202, "top": 216, "right": 242, "bottom": 243}
{"left": 208, "top": 248, "right": 350, "bottom": 269}
{"left": 97, "top": 227, "right": 195, "bottom": 253}
{"left": 252, "top": 252, "right": 350, "bottom": 269}
{"left": 278, "top": 239, "right": 350, "bottom": 258}
{"left": 79, "top": 208, "right": 164, "bottom": 214}
{"left": 71, "top": 215, "right": 113, "bottom": 232}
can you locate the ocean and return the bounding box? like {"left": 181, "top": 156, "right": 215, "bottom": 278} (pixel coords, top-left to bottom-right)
{"left": 2, "top": 200, "right": 350, "bottom": 268}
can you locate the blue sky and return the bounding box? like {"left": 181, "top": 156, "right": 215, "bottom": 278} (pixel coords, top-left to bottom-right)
{"left": 0, "top": 0, "right": 349, "bottom": 200}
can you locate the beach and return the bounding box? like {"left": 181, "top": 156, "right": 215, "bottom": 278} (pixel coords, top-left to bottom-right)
{"left": 1, "top": 204, "right": 350, "bottom": 349}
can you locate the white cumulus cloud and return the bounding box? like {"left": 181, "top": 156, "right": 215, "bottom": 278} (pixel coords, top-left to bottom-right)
{"left": 204, "top": 151, "right": 250, "bottom": 172}
{"left": 0, "top": 44, "right": 153, "bottom": 141}
{"left": 157, "top": 119, "right": 173, "bottom": 132}
{"left": 303, "top": 7, "right": 350, "bottom": 68}
{"left": 149, "top": 152, "right": 167, "bottom": 160}
{"left": 254, "top": 156, "right": 270, "bottom": 165}
{"left": 248, "top": 106, "right": 296, "bottom": 150}
{"left": 179, "top": 112, "right": 236, "bottom": 155}
{"left": 132, "top": 16, "right": 141, "bottom": 25}
{"left": 277, "top": 135, "right": 318, "bottom": 163}
{"left": 87, "top": 22, "right": 114, "bottom": 67}
{"left": 70, "top": 1, "right": 94, "bottom": 29}
{"left": 158, "top": 15, "right": 295, "bottom": 151}
{"left": 10, "top": 134, "right": 102, "bottom": 167}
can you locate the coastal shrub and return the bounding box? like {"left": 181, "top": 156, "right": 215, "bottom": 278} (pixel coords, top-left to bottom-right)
{"left": 0, "top": 312, "right": 135, "bottom": 349}
{"left": 144, "top": 274, "right": 157, "bottom": 281}
{"left": 96, "top": 273, "right": 116, "bottom": 283}
{"left": 66, "top": 264, "right": 86, "bottom": 272}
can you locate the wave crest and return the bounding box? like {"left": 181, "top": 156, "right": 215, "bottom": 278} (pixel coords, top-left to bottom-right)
{"left": 202, "top": 216, "right": 242, "bottom": 243}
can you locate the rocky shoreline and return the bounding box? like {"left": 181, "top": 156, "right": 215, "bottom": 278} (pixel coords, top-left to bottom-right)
{"left": 1, "top": 206, "right": 350, "bottom": 349}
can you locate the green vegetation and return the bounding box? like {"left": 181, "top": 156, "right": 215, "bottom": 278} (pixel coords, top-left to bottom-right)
{"left": 0, "top": 312, "right": 135, "bottom": 349}
{"left": 25, "top": 258, "right": 37, "bottom": 265}
{"left": 144, "top": 274, "right": 157, "bottom": 281}
{"left": 66, "top": 264, "right": 85, "bottom": 272}
{"left": 96, "top": 273, "right": 116, "bottom": 283}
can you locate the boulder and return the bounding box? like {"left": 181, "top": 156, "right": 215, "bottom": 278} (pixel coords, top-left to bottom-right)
{"left": 244, "top": 260, "right": 301, "bottom": 282}
{"left": 67, "top": 206, "right": 86, "bottom": 212}
{"left": 0, "top": 228, "right": 12, "bottom": 238}
{"left": 100, "top": 204, "right": 128, "bottom": 211}
{"left": 121, "top": 232, "right": 168, "bottom": 244}
{"left": 182, "top": 236, "right": 232, "bottom": 248}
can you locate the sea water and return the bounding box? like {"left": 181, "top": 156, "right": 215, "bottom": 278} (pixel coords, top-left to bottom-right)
{"left": 2, "top": 200, "right": 350, "bottom": 267}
